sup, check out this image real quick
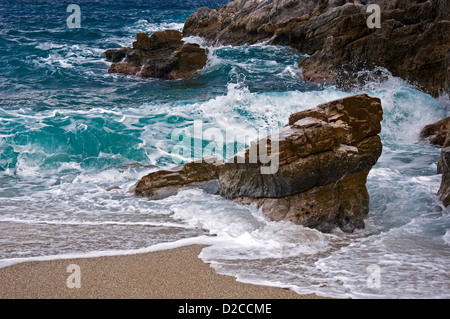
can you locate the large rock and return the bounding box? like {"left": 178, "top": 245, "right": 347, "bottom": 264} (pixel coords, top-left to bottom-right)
{"left": 183, "top": 0, "right": 450, "bottom": 97}
{"left": 134, "top": 94, "right": 383, "bottom": 233}
{"left": 104, "top": 30, "right": 208, "bottom": 79}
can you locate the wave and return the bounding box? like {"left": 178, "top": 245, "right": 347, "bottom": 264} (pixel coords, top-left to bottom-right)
{"left": 0, "top": 217, "right": 193, "bottom": 229}
{"left": 0, "top": 235, "right": 215, "bottom": 269}
{"left": 1, "top": 65, "right": 445, "bottom": 175}
{"left": 1, "top": 29, "right": 449, "bottom": 298}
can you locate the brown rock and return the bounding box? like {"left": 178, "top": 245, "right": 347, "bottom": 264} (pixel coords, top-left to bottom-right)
{"left": 105, "top": 30, "right": 208, "bottom": 79}
{"left": 134, "top": 158, "right": 222, "bottom": 200}
{"left": 234, "top": 169, "right": 371, "bottom": 233}
{"left": 439, "top": 135, "right": 450, "bottom": 206}
{"left": 420, "top": 117, "right": 450, "bottom": 147}
{"left": 183, "top": 0, "right": 450, "bottom": 97}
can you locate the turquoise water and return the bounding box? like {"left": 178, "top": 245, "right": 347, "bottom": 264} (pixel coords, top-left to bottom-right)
{"left": 0, "top": 0, "right": 449, "bottom": 298}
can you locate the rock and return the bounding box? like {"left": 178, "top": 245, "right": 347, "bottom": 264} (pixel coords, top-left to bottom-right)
{"left": 183, "top": 0, "right": 450, "bottom": 97}
{"left": 134, "top": 94, "right": 383, "bottom": 233}
{"left": 134, "top": 158, "right": 223, "bottom": 200}
{"left": 421, "top": 118, "right": 450, "bottom": 206}
{"left": 105, "top": 30, "right": 208, "bottom": 79}
{"left": 234, "top": 169, "right": 371, "bottom": 233}
{"left": 106, "top": 186, "right": 121, "bottom": 191}
{"left": 219, "top": 94, "right": 383, "bottom": 233}
{"left": 438, "top": 133, "right": 450, "bottom": 206}
{"left": 219, "top": 94, "right": 383, "bottom": 200}
{"left": 104, "top": 47, "right": 131, "bottom": 63}
{"left": 420, "top": 117, "right": 450, "bottom": 147}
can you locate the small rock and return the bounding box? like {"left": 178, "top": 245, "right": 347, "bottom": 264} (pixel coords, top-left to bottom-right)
{"left": 105, "top": 30, "right": 208, "bottom": 79}
{"left": 106, "top": 186, "right": 121, "bottom": 191}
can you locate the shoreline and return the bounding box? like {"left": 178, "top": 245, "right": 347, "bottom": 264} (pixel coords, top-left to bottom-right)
{"left": 0, "top": 245, "right": 328, "bottom": 299}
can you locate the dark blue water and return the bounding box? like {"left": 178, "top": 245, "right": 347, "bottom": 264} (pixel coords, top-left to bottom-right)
{"left": 0, "top": 0, "right": 449, "bottom": 298}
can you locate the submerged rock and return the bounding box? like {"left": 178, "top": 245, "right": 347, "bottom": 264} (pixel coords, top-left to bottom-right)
{"left": 134, "top": 94, "right": 383, "bottom": 233}
{"left": 183, "top": 0, "right": 449, "bottom": 97}
{"left": 104, "top": 30, "right": 208, "bottom": 79}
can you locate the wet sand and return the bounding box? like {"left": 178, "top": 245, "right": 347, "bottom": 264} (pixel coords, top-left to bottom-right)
{"left": 0, "top": 245, "right": 327, "bottom": 299}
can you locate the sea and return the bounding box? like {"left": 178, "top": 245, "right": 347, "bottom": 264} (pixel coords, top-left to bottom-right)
{"left": 0, "top": 0, "right": 449, "bottom": 299}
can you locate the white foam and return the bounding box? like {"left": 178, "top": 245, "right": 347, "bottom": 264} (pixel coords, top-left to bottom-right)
{"left": 181, "top": 35, "right": 206, "bottom": 47}
{"left": 0, "top": 235, "right": 216, "bottom": 269}
{"left": 125, "top": 20, "right": 184, "bottom": 36}
{"left": 0, "top": 217, "right": 194, "bottom": 229}
{"left": 443, "top": 230, "right": 450, "bottom": 246}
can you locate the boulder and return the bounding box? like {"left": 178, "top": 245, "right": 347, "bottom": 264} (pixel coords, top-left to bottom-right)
{"left": 134, "top": 94, "right": 383, "bottom": 233}
{"left": 183, "top": 0, "right": 450, "bottom": 97}
{"left": 105, "top": 30, "right": 208, "bottom": 79}
{"left": 420, "top": 117, "right": 450, "bottom": 147}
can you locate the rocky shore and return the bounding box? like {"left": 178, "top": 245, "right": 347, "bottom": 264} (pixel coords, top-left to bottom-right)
{"left": 135, "top": 94, "right": 383, "bottom": 233}
{"left": 183, "top": 0, "right": 449, "bottom": 97}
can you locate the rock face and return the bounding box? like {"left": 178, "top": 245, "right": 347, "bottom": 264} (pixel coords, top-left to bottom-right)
{"left": 134, "top": 94, "right": 383, "bottom": 233}
{"left": 421, "top": 118, "right": 450, "bottom": 206}
{"left": 183, "top": 0, "right": 450, "bottom": 97}
{"left": 105, "top": 30, "right": 208, "bottom": 79}
{"left": 438, "top": 133, "right": 450, "bottom": 206}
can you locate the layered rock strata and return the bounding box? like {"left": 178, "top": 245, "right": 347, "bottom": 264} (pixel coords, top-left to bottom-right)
{"left": 420, "top": 117, "right": 450, "bottom": 206}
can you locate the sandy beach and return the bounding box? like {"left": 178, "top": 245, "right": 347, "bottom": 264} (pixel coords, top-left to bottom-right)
{"left": 0, "top": 245, "right": 325, "bottom": 299}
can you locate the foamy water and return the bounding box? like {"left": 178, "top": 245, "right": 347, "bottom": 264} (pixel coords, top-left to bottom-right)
{"left": 1, "top": 0, "right": 449, "bottom": 299}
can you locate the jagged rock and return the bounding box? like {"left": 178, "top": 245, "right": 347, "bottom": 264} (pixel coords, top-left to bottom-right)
{"left": 105, "top": 30, "right": 208, "bottom": 79}
{"left": 219, "top": 94, "right": 382, "bottom": 232}
{"left": 183, "top": 0, "right": 450, "bottom": 97}
{"left": 134, "top": 159, "right": 222, "bottom": 200}
{"left": 420, "top": 117, "right": 450, "bottom": 147}
{"left": 438, "top": 132, "right": 450, "bottom": 206}
{"left": 134, "top": 94, "right": 383, "bottom": 233}
{"left": 219, "top": 94, "right": 383, "bottom": 201}
{"left": 234, "top": 169, "right": 371, "bottom": 233}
